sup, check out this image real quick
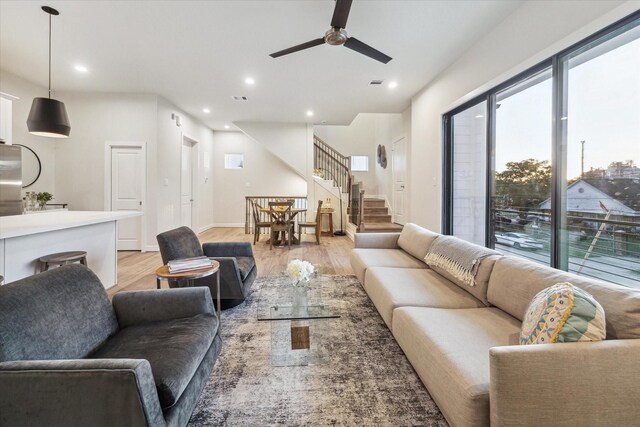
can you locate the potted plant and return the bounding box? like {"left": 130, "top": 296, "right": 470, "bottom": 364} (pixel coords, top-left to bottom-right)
{"left": 36, "top": 192, "right": 53, "bottom": 210}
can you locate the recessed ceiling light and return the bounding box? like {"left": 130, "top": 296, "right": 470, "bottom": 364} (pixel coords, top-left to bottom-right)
{"left": 245, "top": 77, "right": 255, "bottom": 85}
{"left": 475, "top": 114, "right": 484, "bottom": 119}
{"left": 224, "top": 125, "right": 230, "bottom": 129}
{"left": 74, "top": 64, "right": 88, "bottom": 73}
{"left": 306, "top": 110, "right": 314, "bottom": 117}
{"left": 203, "top": 108, "right": 211, "bottom": 114}
{"left": 388, "top": 81, "right": 398, "bottom": 89}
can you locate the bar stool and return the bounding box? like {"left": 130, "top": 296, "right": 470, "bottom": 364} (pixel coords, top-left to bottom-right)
{"left": 39, "top": 251, "right": 88, "bottom": 272}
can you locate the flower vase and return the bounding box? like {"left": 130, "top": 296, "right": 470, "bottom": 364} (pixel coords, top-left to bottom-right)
{"left": 291, "top": 285, "right": 309, "bottom": 317}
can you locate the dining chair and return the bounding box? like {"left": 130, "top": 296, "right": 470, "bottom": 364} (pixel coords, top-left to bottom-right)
{"left": 251, "top": 200, "right": 271, "bottom": 245}
{"left": 268, "top": 200, "right": 294, "bottom": 250}
{"left": 298, "top": 200, "right": 323, "bottom": 244}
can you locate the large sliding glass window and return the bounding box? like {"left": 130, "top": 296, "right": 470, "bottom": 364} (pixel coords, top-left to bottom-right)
{"left": 451, "top": 101, "right": 487, "bottom": 245}
{"left": 443, "top": 11, "right": 640, "bottom": 289}
{"left": 559, "top": 19, "right": 640, "bottom": 286}
{"left": 493, "top": 69, "right": 552, "bottom": 265}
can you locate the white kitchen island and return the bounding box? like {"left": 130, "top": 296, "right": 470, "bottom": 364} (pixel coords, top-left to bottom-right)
{"left": 0, "top": 211, "right": 142, "bottom": 288}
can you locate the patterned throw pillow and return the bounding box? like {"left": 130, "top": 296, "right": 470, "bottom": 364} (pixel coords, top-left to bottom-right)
{"left": 520, "top": 282, "right": 606, "bottom": 345}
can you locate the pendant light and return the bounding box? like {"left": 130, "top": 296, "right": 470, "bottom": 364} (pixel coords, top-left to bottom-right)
{"left": 27, "top": 6, "right": 70, "bottom": 138}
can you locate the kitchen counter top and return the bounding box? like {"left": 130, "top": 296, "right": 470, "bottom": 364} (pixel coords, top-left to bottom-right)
{"left": 0, "top": 211, "right": 142, "bottom": 239}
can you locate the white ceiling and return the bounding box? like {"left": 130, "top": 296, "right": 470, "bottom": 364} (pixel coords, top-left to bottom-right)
{"left": 0, "top": 0, "right": 522, "bottom": 130}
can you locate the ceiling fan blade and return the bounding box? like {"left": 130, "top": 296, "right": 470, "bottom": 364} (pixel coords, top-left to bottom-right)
{"left": 331, "top": 0, "right": 353, "bottom": 29}
{"left": 344, "top": 37, "right": 392, "bottom": 64}
{"left": 269, "top": 38, "right": 326, "bottom": 58}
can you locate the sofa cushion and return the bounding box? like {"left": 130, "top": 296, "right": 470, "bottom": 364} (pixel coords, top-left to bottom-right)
{"left": 520, "top": 283, "right": 606, "bottom": 344}
{"left": 487, "top": 256, "right": 640, "bottom": 339}
{"left": 364, "top": 267, "right": 485, "bottom": 328}
{"left": 350, "top": 248, "right": 427, "bottom": 284}
{"left": 90, "top": 314, "right": 218, "bottom": 409}
{"left": 0, "top": 265, "right": 118, "bottom": 362}
{"left": 423, "top": 236, "right": 500, "bottom": 306}
{"left": 397, "top": 223, "right": 440, "bottom": 261}
{"left": 392, "top": 307, "right": 521, "bottom": 427}
{"left": 235, "top": 256, "right": 255, "bottom": 282}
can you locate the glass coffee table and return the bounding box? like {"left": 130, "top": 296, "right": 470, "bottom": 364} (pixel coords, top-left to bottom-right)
{"left": 257, "top": 275, "right": 340, "bottom": 367}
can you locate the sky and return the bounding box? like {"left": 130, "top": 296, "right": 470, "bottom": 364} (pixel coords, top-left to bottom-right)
{"left": 495, "top": 32, "right": 640, "bottom": 180}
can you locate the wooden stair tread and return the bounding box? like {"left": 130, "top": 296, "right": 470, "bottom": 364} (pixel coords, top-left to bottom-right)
{"left": 360, "top": 222, "right": 404, "bottom": 232}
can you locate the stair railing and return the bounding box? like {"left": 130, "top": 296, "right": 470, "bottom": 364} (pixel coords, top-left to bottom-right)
{"left": 313, "top": 135, "right": 352, "bottom": 204}
{"left": 348, "top": 181, "right": 365, "bottom": 230}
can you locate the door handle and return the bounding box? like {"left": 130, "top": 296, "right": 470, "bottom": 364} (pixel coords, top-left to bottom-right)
{"left": 139, "top": 201, "right": 142, "bottom": 206}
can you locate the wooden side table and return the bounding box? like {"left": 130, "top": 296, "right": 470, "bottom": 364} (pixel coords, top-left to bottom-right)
{"left": 319, "top": 208, "right": 334, "bottom": 236}
{"left": 155, "top": 260, "right": 221, "bottom": 323}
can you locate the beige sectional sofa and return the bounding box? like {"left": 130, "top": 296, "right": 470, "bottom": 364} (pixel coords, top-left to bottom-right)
{"left": 350, "top": 223, "right": 640, "bottom": 427}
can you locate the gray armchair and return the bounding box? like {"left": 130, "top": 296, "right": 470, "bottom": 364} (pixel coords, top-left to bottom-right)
{"left": 156, "top": 226, "right": 256, "bottom": 310}
{"left": 0, "top": 264, "right": 221, "bottom": 427}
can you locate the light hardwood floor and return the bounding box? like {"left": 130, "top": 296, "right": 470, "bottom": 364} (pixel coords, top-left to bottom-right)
{"left": 109, "top": 227, "right": 355, "bottom": 297}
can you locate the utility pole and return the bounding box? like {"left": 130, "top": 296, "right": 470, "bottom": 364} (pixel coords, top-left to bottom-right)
{"left": 580, "top": 140, "right": 585, "bottom": 179}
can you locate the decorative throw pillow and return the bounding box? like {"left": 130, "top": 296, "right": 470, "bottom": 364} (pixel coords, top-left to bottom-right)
{"left": 520, "top": 282, "right": 606, "bottom": 345}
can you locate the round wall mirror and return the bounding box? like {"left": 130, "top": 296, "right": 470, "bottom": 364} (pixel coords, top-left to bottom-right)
{"left": 15, "top": 144, "right": 42, "bottom": 188}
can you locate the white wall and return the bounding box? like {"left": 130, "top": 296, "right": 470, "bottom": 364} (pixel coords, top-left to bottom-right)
{"left": 409, "top": 0, "right": 637, "bottom": 231}
{"left": 156, "top": 96, "right": 215, "bottom": 236}
{"left": 234, "top": 121, "right": 310, "bottom": 178}
{"left": 52, "top": 91, "right": 158, "bottom": 248}
{"left": 314, "top": 113, "right": 404, "bottom": 206}
{"left": 0, "top": 71, "right": 57, "bottom": 195}
{"left": 211, "top": 131, "right": 308, "bottom": 226}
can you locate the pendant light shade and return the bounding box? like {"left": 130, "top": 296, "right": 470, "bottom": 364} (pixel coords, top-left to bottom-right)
{"left": 27, "top": 6, "right": 71, "bottom": 138}
{"left": 27, "top": 97, "right": 70, "bottom": 138}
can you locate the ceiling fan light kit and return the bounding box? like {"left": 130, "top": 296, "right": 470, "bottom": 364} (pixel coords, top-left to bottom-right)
{"left": 270, "top": 0, "right": 392, "bottom": 64}
{"left": 27, "top": 6, "right": 71, "bottom": 138}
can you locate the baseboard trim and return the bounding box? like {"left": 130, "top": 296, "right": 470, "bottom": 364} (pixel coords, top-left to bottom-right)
{"left": 212, "top": 223, "right": 245, "bottom": 228}
{"left": 198, "top": 223, "right": 215, "bottom": 233}
{"left": 145, "top": 244, "right": 159, "bottom": 252}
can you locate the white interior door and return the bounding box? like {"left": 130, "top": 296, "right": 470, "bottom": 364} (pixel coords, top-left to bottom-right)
{"left": 111, "top": 147, "right": 143, "bottom": 250}
{"left": 181, "top": 139, "right": 194, "bottom": 228}
{"left": 392, "top": 136, "right": 407, "bottom": 225}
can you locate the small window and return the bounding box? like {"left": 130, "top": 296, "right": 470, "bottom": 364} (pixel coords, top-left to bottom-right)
{"left": 224, "top": 153, "right": 244, "bottom": 169}
{"left": 351, "top": 155, "right": 369, "bottom": 172}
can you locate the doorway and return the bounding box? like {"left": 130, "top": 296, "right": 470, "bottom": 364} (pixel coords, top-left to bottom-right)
{"left": 181, "top": 136, "right": 199, "bottom": 230}
{"left": 105, "top": 142, "right": 146, "bottom": 251}
{"left": 392, "top": 136, "right": 407, "bottom": 225}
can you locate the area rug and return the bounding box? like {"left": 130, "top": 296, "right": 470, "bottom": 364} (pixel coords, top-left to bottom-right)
{"left": 189, "top": 275, "right": 447, "bottom": 426}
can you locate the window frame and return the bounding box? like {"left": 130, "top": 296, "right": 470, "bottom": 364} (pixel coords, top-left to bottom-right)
{"left": 350, "top": 155, "right": 369, "bottom": 172}
{"left": 224, "top": 153, "right": 244, "bottom": 170}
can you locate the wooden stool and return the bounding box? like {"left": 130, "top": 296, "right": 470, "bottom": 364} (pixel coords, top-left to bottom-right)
{"left": 39, "top": 251, "right": 88, "bottom": 272}
{"left": 320, "top": 210, "right": 334, "bottom": 236}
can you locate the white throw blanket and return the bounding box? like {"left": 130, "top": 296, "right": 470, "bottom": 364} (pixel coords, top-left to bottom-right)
{"left": 424, "top": 236, "right": 498, "bottom": 287}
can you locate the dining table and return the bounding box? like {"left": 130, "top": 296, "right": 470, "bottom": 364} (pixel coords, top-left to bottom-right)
{"left": 259, "top": 206, "right": 307, "bottom": 245}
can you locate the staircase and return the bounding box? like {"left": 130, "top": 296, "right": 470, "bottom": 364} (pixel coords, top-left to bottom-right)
{"left": 313, "top": 136, "right": 403, "bottom": 234}
{"left": 359, "top": 198, "right": 403, "bottom": 233}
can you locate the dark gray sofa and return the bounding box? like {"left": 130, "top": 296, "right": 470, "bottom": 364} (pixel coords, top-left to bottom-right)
{"left": 157, "top": 226, "right": 257, "bottom": 309}
{"left": 0, "top": 264, "right": 221, "bottom": 427}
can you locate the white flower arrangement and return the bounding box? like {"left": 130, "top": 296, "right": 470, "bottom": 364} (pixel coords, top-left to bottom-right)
{"left": 286, "top": 259, "right": 315, "bottom": 286}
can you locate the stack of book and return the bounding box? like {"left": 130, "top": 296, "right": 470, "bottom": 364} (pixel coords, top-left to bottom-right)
{"left": 168, "top": 256, "right": 213, "bottom": 273}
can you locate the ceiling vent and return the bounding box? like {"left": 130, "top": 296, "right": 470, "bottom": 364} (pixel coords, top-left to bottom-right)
{"left": 232, "top": 96, "right": 248, "bottom": 101}
{"left": 369, "top": 80, "right": 384, "bottom": 85}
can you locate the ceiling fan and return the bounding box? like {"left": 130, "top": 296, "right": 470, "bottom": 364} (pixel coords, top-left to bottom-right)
{"left": 269, "top": 0, "right": 392, "bottom": 64}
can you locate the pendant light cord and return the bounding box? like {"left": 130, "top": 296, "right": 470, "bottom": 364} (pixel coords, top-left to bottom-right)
{"left": 48, "top": 11, "right": 52, "bottom": 99}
